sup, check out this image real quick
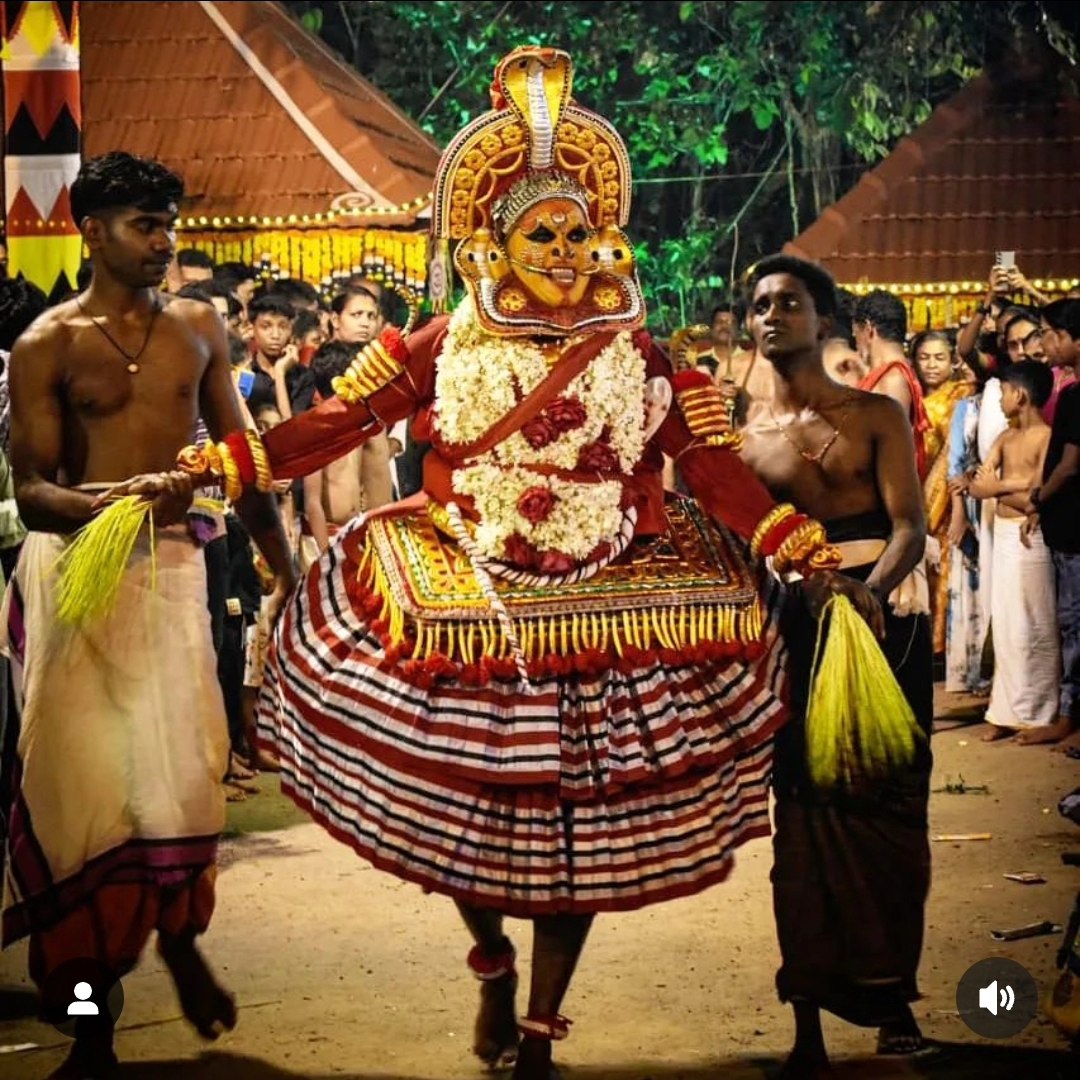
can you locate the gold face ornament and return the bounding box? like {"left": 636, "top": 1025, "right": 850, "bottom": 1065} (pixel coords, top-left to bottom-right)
{"left": 503, "top": 197, "right": 593, "bottom": 309}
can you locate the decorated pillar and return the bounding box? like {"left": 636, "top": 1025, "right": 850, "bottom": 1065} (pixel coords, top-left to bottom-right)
{"left": 1, "top": 1, "right": 81, "bottom": 301}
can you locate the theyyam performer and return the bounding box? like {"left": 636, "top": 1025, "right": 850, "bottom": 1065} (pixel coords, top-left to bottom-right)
{"left": 208, "top": 48, "right": 843, "bottom": 1079}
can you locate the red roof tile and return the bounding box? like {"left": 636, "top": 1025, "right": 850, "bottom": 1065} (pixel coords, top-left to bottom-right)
{"left": 785, "top": 76, "right": 1080, "bottom": 284}
{"left": 81, "top": 1, "right": 440, "bottom": 221}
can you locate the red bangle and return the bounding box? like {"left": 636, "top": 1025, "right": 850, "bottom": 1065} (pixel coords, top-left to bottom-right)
{"left": 224, "top": 430, "right": 257, "bottom": 487}
{"left": 760, "top": 512, "right": 808, "bottom": 557}
{"left": 670, "top": 369, "right": 713, "bottom": 393}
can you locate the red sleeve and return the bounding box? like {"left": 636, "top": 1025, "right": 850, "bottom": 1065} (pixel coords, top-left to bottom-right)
{"left": 261, "top": 317, "right": 447, "bottom": 479}
{"left": 638, "top": 334, "right": 776, "bottom": 541}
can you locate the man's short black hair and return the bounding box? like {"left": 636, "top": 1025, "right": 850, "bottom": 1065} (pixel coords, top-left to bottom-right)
{"left": 216, "top": 261, "right": 256, "bottom": 282}
{"left": 310, "top": 340, "right": 359, "bottom": 397}
{"left": 744, "top": 254, "right": 837, "bottom": 318}
{"left": 177, "top": 248, "right": 215, "bottom": 270}
{"left": 835, "top": 287, "right": 857, "bottom": 322}
{"left": 1001, "top": 359, "right": 1053, "bottom": 408}
{"left": 829, "top": 316, "right": 855, "bottom": 347}
{"left": 710, "top": 303, "right": 731, "bottom": 321}
{"left": 853, "top": 289, "right": 907, "bottom": 344}
{"left": 176, "top": 281, "right": 241, "bottom": 319}
{"left": 0, "top": 274, "right": 48, "bottom": 351}
{"left": 293, "top": 309, "right": 323, "bottom": 340}
{"left": 70, "top": 152, "right": 183, "bottom": 226}
{"left": 248, "top": 293, "right": 295, "bottom": 323}
{"left": 263, "top": 278, "right": 321, "bottom": 310}
{"left": 331, "top": 285, "right": 378, "bottom": 317}
{"left": 1043, "top": 298, "right": 1080, "bottom": 339}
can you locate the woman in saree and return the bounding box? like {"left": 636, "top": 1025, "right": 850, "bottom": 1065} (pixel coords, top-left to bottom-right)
{"left": 913, "top": 330, "right": 972, "bottom": 655}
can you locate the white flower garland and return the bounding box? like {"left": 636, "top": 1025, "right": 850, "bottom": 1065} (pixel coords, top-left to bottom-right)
{"left": 434, "top": 297, "right": 648, "bottom": 563}
{"left": 456, "top": 463, "right": 626, "bottom": 562}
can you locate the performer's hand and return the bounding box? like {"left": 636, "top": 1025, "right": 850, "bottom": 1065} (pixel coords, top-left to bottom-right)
{"left": 91, "top": 470, "right": 195, "bottom": 526}
{"left": 947, "top": 475, "right": 969, "bottom": 496}
{"left": 802, "top": 571, "right": 885, "bottom": 640}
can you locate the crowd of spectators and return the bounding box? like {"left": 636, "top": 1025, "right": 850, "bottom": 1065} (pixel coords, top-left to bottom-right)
{"left": 684, "top": 261, "right": 1080, "bottom": 747}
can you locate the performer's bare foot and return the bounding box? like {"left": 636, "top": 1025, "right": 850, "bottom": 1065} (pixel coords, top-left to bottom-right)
{"left": 979, "top": 723, "right": 1014, "bottom": 742}
{"left": 1015, "top": 715, "right": 1073, "bottom": 745}
{"left": 512, "top": 1037, "right": 560, "bottom": 1080}
{"left": 157, "top": 933, "right": 237, "bottom": 1040}
{"left": 474, "top": 971, "right": 519, "bottom": 1069}
{"left": 876, "top": 1007, "right": 928, "bottom": 1055}
{"left": 47, "top": 1034, "right": 118, "bottom": 1078}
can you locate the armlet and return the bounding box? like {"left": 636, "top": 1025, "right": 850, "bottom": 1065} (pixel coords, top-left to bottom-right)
{"left": 671, "top": 370, "right": 742, "bottom": 451}
{"left": 331, "top": 327, "right": 410, "bottom": 405}
{"left": 176, "top": 429, "right": 272, "bottom": 503}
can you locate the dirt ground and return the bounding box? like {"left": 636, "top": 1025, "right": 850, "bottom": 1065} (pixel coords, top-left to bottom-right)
{"left": 1, "top": 690, "right": 1079, "bottom": 1080}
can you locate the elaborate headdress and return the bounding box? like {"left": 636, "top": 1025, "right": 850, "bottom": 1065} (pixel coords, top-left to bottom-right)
{"left": 430, "top": 47, "right": 644, "bottom": 337}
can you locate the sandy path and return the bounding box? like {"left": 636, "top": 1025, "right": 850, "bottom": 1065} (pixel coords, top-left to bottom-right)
{"left": 1, "top": 700, "right": 1078, "bottom": 1079}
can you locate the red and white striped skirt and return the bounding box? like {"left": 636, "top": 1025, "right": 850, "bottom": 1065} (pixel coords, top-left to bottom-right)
{"left": 256, "top": 520, "right": 789, "bottom": 915}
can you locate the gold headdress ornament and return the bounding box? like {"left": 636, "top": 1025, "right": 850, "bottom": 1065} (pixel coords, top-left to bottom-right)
{"left": 430, "top": 47, "right": 644, "bottom": 337}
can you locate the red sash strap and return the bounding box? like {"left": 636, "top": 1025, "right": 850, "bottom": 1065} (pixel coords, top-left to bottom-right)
{"left": 435, "top": 332, "right": 618, "bottom": 464}
{"left": 859, "top": 360, "right": 930, "bottom": 478}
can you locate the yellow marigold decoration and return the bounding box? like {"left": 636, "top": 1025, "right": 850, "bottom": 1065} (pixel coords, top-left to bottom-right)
{"left": 53, "top": 496, "right": 153, "bottom": 627}
{"left": 805, "top": 594, "right": 925, "bottom": 789}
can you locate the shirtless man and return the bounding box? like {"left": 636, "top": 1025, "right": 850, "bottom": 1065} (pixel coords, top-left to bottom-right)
{"left": 301, "top": 340, "right": 368, "bottom": 553}
{"left": 692, "top": 303, "right": 774, "bottom": 423}
{"left": 968, "top": 361, "right": 1062, "bottom": 743}
{"left": 5, "top": 151, "right": 296, "bottom": 1078}
{"left": 739, "top": 254, "right": 932, "bottom": 1078}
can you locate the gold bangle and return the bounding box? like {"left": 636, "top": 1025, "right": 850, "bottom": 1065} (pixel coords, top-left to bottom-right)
{"left": 750, "top": 503, "right": 795, "bottom": 558}
{"left": 244, "top": 429, "right": 273, "bottom": 493}
{"left": 772, "top": 520, "right": 823, "bottom": 574}
{"left": 217, "top": 442, "right": 243, "bottom": 503}
{"left": 331, "top": 372, "right": 364, "bottom": 404}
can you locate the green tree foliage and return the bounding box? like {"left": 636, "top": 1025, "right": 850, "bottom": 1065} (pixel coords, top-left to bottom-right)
{"left": 285, "top": 0, "right": 1077, "bottom": 331}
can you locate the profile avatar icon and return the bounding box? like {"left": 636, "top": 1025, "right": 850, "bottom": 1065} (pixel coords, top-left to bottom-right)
{"left": 67, "top": 982, "right": 99, "bottom": 1017}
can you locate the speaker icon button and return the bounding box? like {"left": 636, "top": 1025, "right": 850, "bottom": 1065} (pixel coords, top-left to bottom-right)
{"left": 957, "top": 958, "right": 1038, "bottom": 1038}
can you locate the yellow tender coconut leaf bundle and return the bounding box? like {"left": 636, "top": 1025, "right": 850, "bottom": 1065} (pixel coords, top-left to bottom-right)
{"left": 805, "top": 593, "right": 925, "bottom": 789}
{"left": 53, "top": 496, "right": 153, "bottom": 627}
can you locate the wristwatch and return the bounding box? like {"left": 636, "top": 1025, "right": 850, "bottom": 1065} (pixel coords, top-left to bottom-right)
{"left": 975, "top": 303, "right": 990, "bottom": 316}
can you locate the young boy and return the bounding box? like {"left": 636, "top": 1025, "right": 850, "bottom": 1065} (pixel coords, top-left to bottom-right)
{"left": 300, "top": 341, "right": 368, "bottom": 559}
{"left": 970, "top": 360, "right": 1062, "bottom": 742}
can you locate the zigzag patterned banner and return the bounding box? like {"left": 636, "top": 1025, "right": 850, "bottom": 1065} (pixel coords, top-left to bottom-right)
{"left": 1, "top": 0, "right": 81, "bottom": 302}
